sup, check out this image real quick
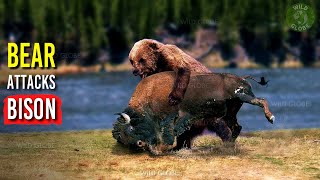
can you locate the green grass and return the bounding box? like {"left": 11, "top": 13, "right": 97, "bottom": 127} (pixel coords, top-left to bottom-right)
{"left": 0, "top": 129, "right": 319, "bottom": 179}
{"left": 254, "top": 154, "right": 285, "bottom": 166}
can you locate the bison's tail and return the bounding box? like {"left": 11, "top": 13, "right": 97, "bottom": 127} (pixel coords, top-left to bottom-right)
{"left": 242, "top": 75, "right": 268, "bottom": 86}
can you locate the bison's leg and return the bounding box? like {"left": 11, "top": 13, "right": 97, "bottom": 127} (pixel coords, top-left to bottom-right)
{"left": 220, "top": 116, "right": 242, "bottom": 142}
{"left": 170, "top": 113, "right": 203, "bottom": 150}
{"left": 224, "top": 100, "right": 243, "bottom": 141}
{"left": 229, "top": 121, "right": 242, "bottom": 141}
{"left": 207, "top": 117, "right": 233, "bottom": 142}
{"left": 235, "top": 90, "right": 275, "bottom": 124}
{"left": 206, "top": 100, "right": 242, "bottom": 143}
{"left": 174, "top": 126, "right": 205, "bottom": 150}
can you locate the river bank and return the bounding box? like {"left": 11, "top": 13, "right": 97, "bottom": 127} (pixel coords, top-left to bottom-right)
{"left": 0, "top": 129, "right": 319, "bottom": 179}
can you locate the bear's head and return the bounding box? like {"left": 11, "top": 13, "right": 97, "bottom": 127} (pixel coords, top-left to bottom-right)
{"left": 129, "top": 39, "right": 163, "bottom": 78}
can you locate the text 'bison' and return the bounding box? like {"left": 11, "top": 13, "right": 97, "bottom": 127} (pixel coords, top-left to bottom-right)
{"left": 112, "top": 72, "right": 274, "bottom": 155}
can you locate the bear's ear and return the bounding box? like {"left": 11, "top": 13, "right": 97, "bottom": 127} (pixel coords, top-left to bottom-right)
{"left": 148, "top": 41, "right": 159, "bottom": 50}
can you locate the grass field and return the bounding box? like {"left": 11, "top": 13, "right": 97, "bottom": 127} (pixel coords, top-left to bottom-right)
{"left": 0, "top": 129, "right": 319, "bottom": 179}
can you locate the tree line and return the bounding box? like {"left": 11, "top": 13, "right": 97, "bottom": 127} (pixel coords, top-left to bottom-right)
{"left": 0, "top": 0, "right": 319, "bottom": 65}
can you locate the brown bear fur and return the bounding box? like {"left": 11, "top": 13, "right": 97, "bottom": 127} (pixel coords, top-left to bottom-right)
{"left": 129, "top": 39, "right": 211, "bottom": 105}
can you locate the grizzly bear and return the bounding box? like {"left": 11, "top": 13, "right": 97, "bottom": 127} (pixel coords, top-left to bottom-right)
{"left": 128, "top": 39, "right": 211, "bottom": 105}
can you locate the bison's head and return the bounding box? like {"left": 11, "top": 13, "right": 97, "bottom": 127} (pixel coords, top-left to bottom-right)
{"left": 112, "top": 108, "right": 179, "bottom": 155}
{"left": 128, "top": 39, "right": 163, "bottom": 79}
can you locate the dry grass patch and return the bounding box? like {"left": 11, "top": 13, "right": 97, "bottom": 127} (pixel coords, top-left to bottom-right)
{"left": 0, "top": 129, "right": 319, "bottom": 179}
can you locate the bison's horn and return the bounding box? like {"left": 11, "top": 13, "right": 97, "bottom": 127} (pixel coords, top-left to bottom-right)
{"left": 115, "top": 113, "right": 131, "bottom": 124}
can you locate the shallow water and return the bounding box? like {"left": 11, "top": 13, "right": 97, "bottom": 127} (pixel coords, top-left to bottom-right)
{"left": 0, "top": 69, "right": 319, "bottom": 133}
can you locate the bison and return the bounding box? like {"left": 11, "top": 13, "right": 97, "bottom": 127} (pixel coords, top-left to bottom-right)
{"left": 112, "top": 72, "right": 274, "bottom": 155}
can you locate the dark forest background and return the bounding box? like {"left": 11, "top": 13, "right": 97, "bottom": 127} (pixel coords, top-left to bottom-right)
{"left": 0, "top": 0, "right": 319, "bottom": 67}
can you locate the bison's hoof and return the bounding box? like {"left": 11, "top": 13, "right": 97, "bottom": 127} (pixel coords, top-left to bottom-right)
{"left": 268, "top": 115, "right": 275, "bottom": 124}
